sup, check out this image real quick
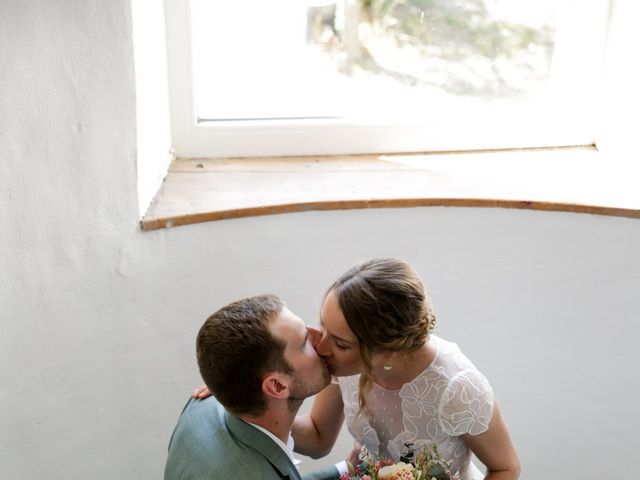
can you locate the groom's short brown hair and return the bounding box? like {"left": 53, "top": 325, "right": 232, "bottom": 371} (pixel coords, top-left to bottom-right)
{"left": 196, "top": 294, "right": 293, "bottom": 415}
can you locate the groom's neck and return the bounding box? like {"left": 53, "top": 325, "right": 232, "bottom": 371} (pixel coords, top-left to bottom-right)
{"left": 240, "top": 400, "right": 300, "bottom": 444}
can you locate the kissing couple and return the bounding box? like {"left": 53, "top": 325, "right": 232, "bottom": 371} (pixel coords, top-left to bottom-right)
{"left": 164, "top": 258, "right": 520, "bottom": 480}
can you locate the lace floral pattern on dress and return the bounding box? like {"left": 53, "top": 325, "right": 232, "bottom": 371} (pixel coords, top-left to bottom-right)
{"left": 440, "top": 370, "right": 494, "bottom": 436}
{"left": 340, "top": 374, "right": 381, "bottom": 454}
{"left": 338, "top": 336, "right": 495, "bottom": 480}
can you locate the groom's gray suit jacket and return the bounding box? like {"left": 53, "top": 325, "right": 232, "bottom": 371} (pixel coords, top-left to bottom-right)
{"left": 164, "top": 396, "right": 339, "bottom": 480}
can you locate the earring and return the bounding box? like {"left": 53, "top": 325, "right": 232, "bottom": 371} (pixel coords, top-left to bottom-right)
{"left": 383, "top": 364, "right": 392, "bottom": 371}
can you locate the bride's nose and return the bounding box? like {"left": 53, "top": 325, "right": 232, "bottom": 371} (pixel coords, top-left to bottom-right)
{"left": 307, "top": 327, "right": 330, "bottom": 357}
{"left": 307, "top": 326, "right": 326, "bottom": 353}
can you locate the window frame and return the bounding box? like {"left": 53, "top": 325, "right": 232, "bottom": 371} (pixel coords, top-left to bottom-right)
{"left": 164, "top": 0, "right": 612, "bottom": 159}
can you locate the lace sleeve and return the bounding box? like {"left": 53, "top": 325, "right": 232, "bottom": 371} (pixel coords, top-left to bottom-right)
{"left": 439, "top": 369, "right": 495, "bottom": 436}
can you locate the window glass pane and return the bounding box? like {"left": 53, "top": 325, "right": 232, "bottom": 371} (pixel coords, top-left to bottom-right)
{"left": 191, "top": 0, "right": 558, "bottom": 123}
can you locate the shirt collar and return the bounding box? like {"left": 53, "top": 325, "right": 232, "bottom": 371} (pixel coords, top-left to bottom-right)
{"left": 245, "top": 421, "right": 301, "bottom": 470}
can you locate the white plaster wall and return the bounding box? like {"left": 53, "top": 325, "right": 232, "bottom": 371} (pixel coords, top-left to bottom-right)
{"left": 1, "top": 2, "right": 639, "bottom": 479}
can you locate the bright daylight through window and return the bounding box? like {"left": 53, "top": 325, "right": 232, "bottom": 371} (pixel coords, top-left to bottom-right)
{"left": 166, "top": 0, "right": 609, "bottom": 157}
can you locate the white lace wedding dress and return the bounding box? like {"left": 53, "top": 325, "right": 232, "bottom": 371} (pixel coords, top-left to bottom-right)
{"left": 337, "top": 335, "right": 494, "bottom": 480}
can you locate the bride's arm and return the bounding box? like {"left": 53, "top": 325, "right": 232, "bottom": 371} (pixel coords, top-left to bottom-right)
{"left": 462, "top": 402, "right": 521, "bottom": 480}
{"left": 292, "top": 382, "right": 345, "bottom": 458}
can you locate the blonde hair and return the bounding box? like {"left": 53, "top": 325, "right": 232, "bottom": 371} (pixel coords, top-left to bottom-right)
{"left": 327, "top": 258, "right": 437, "bottom": 415}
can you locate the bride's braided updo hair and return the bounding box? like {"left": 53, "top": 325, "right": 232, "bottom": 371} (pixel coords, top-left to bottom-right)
{"left": 327, "top": 257, "right": 437, "bottom": 415}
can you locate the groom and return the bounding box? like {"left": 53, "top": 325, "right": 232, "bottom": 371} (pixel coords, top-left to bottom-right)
{"left": 164, "top": 294, "right": 341, "bottom": 480}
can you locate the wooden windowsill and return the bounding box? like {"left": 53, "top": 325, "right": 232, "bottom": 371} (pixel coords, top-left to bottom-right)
{"left": 140, "top": 146, "right": 640, "bottom": 231}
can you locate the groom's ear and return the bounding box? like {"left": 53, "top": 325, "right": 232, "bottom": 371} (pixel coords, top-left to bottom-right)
{"left": 261, "top": 372, "right": 290, "bottom": 400}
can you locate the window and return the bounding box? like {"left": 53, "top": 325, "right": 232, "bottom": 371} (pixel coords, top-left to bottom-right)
{"left": 164, "top": 0, "right": 610, "bottom": 158}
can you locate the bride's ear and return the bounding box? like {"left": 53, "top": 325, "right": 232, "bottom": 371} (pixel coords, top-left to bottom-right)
{"left": 261, "top": 372, "right": 290, "bottom": 400}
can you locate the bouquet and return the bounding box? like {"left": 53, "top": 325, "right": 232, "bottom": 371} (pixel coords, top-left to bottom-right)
{"left": 339, "top": 443, "right": 460, "bottom": 480}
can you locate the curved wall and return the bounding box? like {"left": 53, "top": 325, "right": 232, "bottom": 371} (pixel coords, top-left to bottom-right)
{"left": 1, "top": 1, "right": 639, "bottom": 479}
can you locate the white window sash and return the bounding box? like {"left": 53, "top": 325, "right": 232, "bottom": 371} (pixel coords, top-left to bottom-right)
{"left": 164, "top": 0, "right": 611, "bottom": 158}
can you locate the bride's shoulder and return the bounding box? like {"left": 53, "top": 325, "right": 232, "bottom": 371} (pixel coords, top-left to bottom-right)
{"left": 431, "top": 334, "right": 458, "bottom": 351}
{"left": 429, "top": 334, "right": 462, "bottom": 361}
{"left": 430, "top": 335, "right": 480, "bottom": 375}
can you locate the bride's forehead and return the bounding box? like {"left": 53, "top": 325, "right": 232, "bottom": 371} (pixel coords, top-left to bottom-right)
{"left": 321, "top": 290, "right": 342, "bottom": 317}
{"left": 321, "top": 293, "right": 357, "bottom": 339}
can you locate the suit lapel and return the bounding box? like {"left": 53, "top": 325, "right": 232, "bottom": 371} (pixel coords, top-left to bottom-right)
{"left": 225, "top": 411, "right": 302, "bottom": 480}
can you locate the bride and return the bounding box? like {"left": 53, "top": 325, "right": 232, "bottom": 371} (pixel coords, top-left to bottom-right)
{"left": 292, "top": 258, "right": 519, "bottom": 479}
